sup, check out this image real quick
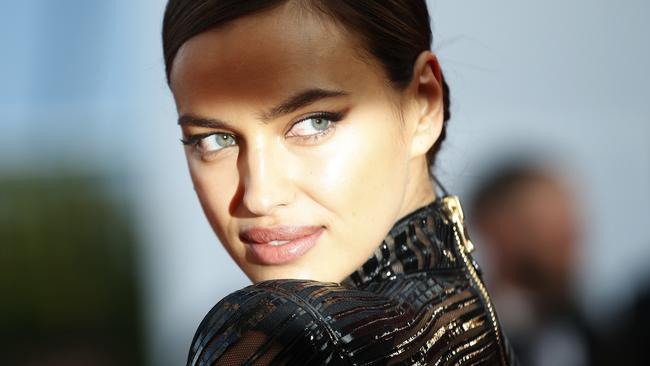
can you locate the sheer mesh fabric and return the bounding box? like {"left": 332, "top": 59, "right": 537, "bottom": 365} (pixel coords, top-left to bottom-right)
{"left": 187, "top": 199, "right": 519, "bottom": 365}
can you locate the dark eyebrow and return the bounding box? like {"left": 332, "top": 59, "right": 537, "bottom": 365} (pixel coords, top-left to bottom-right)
{"left": 177, "top": 114, "right": 232, "bottom": 129}
{"left": 259, "top": 88, "right": 348, "bottom": 121}
{"left": 177, "top": 88, "right": 348, "bottom": 128}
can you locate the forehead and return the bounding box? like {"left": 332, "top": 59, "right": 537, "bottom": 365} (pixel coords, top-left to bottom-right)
{"left": 169, "top": 3, "right": 387, "bottom": 112}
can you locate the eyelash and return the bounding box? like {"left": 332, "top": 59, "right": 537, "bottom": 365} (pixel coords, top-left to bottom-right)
{"left": 180, "top": 111, "right": 345, "bottom": 152}
{"left": 286, "top": 111, "right": 344, "bottom": 142}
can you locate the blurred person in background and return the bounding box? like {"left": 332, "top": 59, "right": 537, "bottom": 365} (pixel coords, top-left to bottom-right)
{"left": 469, "top": 161, "right": 602, "bottom": 366}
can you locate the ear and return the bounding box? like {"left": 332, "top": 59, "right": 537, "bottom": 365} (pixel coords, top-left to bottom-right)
{"left": 407, "top": 51, "right": 445, "bottom": 159}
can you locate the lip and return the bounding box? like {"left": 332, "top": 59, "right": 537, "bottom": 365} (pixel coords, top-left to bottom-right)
{"left": 240, "top": 225, "right": 324, "bottom": 265}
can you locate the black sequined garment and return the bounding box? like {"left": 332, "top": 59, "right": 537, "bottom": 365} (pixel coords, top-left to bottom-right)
{"left": 187, "top": 196, "right": 518, "bottom": 365}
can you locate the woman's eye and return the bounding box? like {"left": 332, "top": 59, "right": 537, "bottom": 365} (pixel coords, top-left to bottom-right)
{"left": 289, "top": 117, "right": 331, "bottom": 136}
{"left": 183, "top": 133, "right": 237, "bottom": 154}
{"left": 287, "top": 113, "right": 341, "bottom": 140}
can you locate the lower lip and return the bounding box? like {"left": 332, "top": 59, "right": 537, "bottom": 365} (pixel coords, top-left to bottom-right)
{"left": 245, "top": 228, "right": 324, "bottom": 265}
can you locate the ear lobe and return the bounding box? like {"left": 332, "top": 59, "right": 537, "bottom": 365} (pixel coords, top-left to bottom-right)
{"left": 409, "top": 51, "right": 445, "bottom": 159}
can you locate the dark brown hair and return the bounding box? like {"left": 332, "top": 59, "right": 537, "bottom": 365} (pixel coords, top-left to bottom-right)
{"left": 162, "top": 0, "right": 451, "bottom": 167}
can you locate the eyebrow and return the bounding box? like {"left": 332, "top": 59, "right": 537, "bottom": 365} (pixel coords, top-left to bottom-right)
{"left": 177, "top": 88, "right": 348, "bottom": 128}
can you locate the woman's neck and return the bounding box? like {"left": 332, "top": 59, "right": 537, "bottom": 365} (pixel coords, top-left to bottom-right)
{"left": 398, "top": 157, "right": 437, "bottom": 219}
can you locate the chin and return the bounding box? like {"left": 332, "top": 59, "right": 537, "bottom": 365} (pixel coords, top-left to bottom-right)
{"left": 245, "top": 264, "right": 332, "bottom": 284}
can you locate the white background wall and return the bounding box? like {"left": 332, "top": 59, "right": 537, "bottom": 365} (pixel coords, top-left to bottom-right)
{"left": 1, "top": 1, "right": 648, "bottom": 365}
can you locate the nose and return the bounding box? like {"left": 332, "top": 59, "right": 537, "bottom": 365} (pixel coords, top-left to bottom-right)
{"left": 239, "top": 138, "right": 293, "bottom": 216}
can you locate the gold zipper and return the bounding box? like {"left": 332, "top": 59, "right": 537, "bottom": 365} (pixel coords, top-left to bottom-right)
{"left": 442, "top": 195, "right": 508, "bottom": 366}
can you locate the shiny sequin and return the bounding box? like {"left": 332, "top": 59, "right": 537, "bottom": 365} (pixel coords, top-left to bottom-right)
{"left": 187, "top": 198, "right": 518, "bottom": 365}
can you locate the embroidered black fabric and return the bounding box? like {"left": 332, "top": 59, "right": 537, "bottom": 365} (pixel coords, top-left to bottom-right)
{"left": 187, "top": 198, "right": 519, "bottom": 365}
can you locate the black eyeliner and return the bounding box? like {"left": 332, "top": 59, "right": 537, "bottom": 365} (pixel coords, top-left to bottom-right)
{"left": 180, "top": 132, "right": 218, "bottom": 146}
{"left": 287, "top": 110, "right": 346, "bottom": 132}
{"left": 309, "top": 111, "right": 344, "bottom": 122}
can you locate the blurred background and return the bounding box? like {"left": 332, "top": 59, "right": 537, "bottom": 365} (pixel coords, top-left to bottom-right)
{"left": 1, "top": 0, "right": 648, "bottom": 365}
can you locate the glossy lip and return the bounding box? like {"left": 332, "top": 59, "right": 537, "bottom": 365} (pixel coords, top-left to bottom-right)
{"left": 240, "top": 225, "right": 324, "bottom": 265}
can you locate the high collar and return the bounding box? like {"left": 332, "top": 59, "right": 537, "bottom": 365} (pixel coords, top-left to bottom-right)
{"left": 341, "top": 197, "right": 463, "bottom": 288}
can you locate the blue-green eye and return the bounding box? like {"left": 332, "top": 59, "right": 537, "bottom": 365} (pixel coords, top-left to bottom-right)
{"left": 288, "top": 117, "right": 331, "bottom": 137}
{"left": 287, "top": 112, "right": 343, "bottom": 140}
{"left": 182, "top": 133, "right": 237, "bottom": 154}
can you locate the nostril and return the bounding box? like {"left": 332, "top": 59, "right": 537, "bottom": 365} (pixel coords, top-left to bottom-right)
{"left": 241, "top": 174, "right": 290, "bottom": 216}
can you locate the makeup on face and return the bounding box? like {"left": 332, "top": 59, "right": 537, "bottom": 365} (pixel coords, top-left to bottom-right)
{"left": 170, "top": 3, "right": 433, "bottom": 283}
{"left": 240, "top": 225, "right": 325, "bottom": 265}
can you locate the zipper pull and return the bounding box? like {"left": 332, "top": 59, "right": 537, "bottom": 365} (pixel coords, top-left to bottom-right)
{"left": 442, "top": 195, "right": 475, "bottom": 254}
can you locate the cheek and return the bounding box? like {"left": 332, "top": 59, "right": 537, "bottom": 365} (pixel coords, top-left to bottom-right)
{"left": 303, "top": 113, "right": 409, "bottom": 217}
{"left": 186, "top": 153, "right": 239, "bottom": 234}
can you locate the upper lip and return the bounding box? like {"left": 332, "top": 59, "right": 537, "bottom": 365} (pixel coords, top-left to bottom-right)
{"left": 239, "top": 225, "right": 322, "bottom": 244}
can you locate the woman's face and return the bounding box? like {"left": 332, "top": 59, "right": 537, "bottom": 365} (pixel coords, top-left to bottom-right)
{"left": 170, "top": 3, "right": 441, "bottom": 283}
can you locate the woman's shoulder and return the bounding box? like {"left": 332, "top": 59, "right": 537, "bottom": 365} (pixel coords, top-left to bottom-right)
{"left": 187, "top": 279, "right": 357, "bottom": 366}
{"left": 187, "top": 276, "right": 516, "bottom": 365}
